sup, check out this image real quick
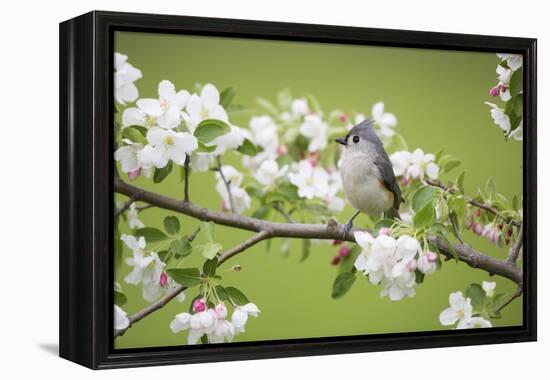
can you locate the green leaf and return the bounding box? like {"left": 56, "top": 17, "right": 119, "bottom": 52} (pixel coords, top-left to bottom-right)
{"left": 153, "top": 161, "right": 173, "bottom": 183}
{"left": 509, "top": 68, "right": 523, "bottom": 97}
{"left": 219, "top": 87, "right": 236, "bottom": 108}
{"left": 114, "top": 219, "right": 123, "bottom": 270}
{"left": 215, "top": 285, "right": 229, "bottom": 301}
{"left": 199, "top": 221, "right": 216, "bottom": 243}
{"left": 163, "top": 216, "right": 180, "bottom": 235}
{"left": 255, "top": 97, "right": 279, "bottom": 116}
{"left": 193, "top": 119, "right": 231, "bottom": 143}
{"left": 305, "top": 93, "right": 322, "bottom": 114}
{"left": 114, "top": 290, "right": 127, "bottom": 306}
{"left": 201, "top": 242, "right": 222, "bottom": 259}
{"left": 225, "top": 286, "right": 249, "bottom": 305}
{"left": 196, "top": 141, "right": 217, "bottom": 153}
{"left": 277, "top": 182, "right": 300, "bottom": 200}
{"left": 157, "top": 250, "right": 171, "bottom": 262}
{"left": 122, "top": 126, "right": 147, "bottom": 144}
{"left": 412, "top": 185, "right": 437, "bottom": 212}
{"left": 280, "top": 238, "right": 291, "bottom": 258}
{"left": 513, "top": 94, "right": 523, "bottom": 117}
{"left": 170, "top": 238, "right": 192, "bottom": 257}
{"left": 457, "top": 171, "right": 465, "bottom": 193}
{"left": 466, "top": 283, "right": 486, "bottom": 310}
{"left": 332, "top": 272, "right": 356, "bottom": 299}
{"left": 252, "top": 205, "right": 270, "bottom": 220}
{"left": 338, "top": 245, "right": 361, "bottom": 274}
{"left": 444, "top": 159, "right": 461, "bottom": 173}
{"left": 166, "top": 268, "right": 202, "bottom": 287}
{"left": 277, "top": 88, "right": 292, "bottom": 109}
{"left": 512, "top": 194, "right": 519, "bottom": 210}
{"left": 135, "top": 227, "right": 168, "bottom": 242}
{"left": 486, "top": 177, "right": 497, "bottom": 196}
{"left": 437, "top": 233, "right": 458, "bottom": 262}
{"left": 236, "top": 138, "right": 258, "bottom": 156}
{"left": 413, "top": 202, "right": 435, "bottom": 229}
{"left": 300, "top": 239, "right": 311, "bottom": 263}
{"left": 450, "top": 197, "right": 467, "bottom": 221}
{"left": 415, "top": 270, "right": 425, "bottom": 284}
{"left": 202, "top": 257, "right": 218, "bottom": 277}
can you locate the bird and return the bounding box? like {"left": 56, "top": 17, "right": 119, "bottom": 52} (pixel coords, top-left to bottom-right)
{"left": 335, "top": 119, "right": 402, "bottom": 238}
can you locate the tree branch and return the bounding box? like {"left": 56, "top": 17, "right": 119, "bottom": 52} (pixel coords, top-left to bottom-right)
{"left": 214, "top": 157, "right": 237, "bottom": 213}
{"left": 426, "top": 179, "right": 521, "bottom": 227}
{"left": 495, "top": 286, "right": 523, "bottom": 313}
{"left": 506, "top": 223, "right": 523, "bottom": 265}
{"left": 114, "top": 229, "right": 270, "bottom": 338}
{"left": 114, "top": 190, "right": 143, "bottom": 217}
{"left": 184, "top": 155, "right": 190, "bottom": 202}
{"left": 115, "top": 177, "right": 523, "bottom": 285}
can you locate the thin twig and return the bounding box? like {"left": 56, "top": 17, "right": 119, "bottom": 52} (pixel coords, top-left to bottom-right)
{"left": 215, "top": 157, "right": 236, "bottom": 213}
{"left": 114, "top": 191, "right": 142, "bottom": 217}
{"left": 184, "top": 155, "right": 190, "bottom": 202}
{"left": 506, "top": 223, "right": 524, "bottom": 265}
{"left": 273, "top": 204, "right": 296, "bottom": 223}
{"left": 114, "top": 229, "right": 269, "bottom": 338}
{"left": 495, "top": 287, "right": 523, "bottom": 313}
{"left": 136, "top": 204, "right": 154, "bottom": 212}
{"left": 449, "top": 212, "right": 465, "bottom": 244}
{"left": 426, "top": 179, "right": 520, "bottom": 227}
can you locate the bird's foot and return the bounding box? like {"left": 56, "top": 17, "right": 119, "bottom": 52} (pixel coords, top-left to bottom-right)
{"left": 341, "top": 220, "right": 354, "bottom": 240}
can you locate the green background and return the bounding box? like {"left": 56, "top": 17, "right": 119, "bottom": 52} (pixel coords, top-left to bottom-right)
{"left": 114, "top": 31, "right": 523, "bottom": 349}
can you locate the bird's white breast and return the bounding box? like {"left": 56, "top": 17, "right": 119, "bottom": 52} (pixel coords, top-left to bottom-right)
{"left": 339, "top": 149, "right": 393, "bottom": 215}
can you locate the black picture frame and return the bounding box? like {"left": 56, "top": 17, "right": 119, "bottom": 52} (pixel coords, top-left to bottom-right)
{"left": 59, "top": 10, "right": 537, "bottom": 369}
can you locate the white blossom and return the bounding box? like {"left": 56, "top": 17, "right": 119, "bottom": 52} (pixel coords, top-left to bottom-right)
{"left": 299, "top": 114, "right": 328, "bottom": 152}
{"left": 321, "top": 171, "right": 345, "bottom": 213}
{"left": 354, "top": 232, "right": 421, "bottom": 301}
{"left": 208, "top": 125, "right": 248, "bottom": 155}
{"left": 126, "top": 202, "right": 144, "bottom": 229}
{"left": 482, "top": 281, "right": 496, "bottom": 297}
{"left": 456, "top": 316, "right": 492, "bottom": 329}
{"left": 509, "top": 122, "right": 523, "bottom": 141}
{"left": 497, "top": 53, "right": 523, "bottom": 71}
{"left": 122, "top": 80, "right": 188, "bottom": 129}
{"left": 231, "top": 303, "right": 261, "bottom": 333}
{"left": 390, "top": 149, "right": 439, "bottom": 181}
{"left": 496, "top": 65, "right": 512, "bottom": 101}
{"left": 140, "top": 128, "right": 198, "bottom": 168}
{"left": 114, "top": 140, "right": 153, "bottom": 178}
{"left": 189, "top": 152, "right": 215, "bottom": 172}
{"left": 215, "top": 166, "right": 251, "bottom": 213}
{"left": 371, "top": 102, "right": 397, "bottom": 138}
{"left": 121, "top": 234, "right": 166, "bottom": 302}
{"left": 288, "top": 160, "right": 329, "bottom": 200}
{"left": 254, "top": 159, "right": 288, "bottom": 188}
{"left": 249, "top": 116, "right": 279, "bottom": 151}
{"left": 114, "top": 52, "right": 142, "bottom": 105}
{"left": 439, "top": 291, "right": 473, "bottom": 326}
{"left": 291, "top": 98, "right": 310, "bottom": 117}
{"left": 114, "top": 305, "right": 130, "bottom": 330}
{"left": 185, "top": 83, "right": 229, "bottom": 132}
{"left": 485, "top": 102, "right": 511, "bottom": 134}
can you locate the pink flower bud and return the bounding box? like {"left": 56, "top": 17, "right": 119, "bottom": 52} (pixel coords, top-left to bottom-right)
{"left": 489, "top": 86, "right": 500, "bottom": 97}
{"left": 507, "top": 228, "right": 513, "bottom": 237}
{"left": 407, "top": 260, "right": 417, "bottom": 272}
{"left": 159, "top": 272, "right": 168, "bottom": 287}
{"left": 339, "top": 113, "right": 349, "bottom": 123}
{"left": 427, "top": 252, "right": 438, "bottom": 262}
{"left": 473, "top": 223, "right": 483, "bottom": 235}
{"left": 476, "top": 208, "right": 481, "bottom": 217}
{"left": 277, "top": 145, "right": 288, "bottom": 156}
{"left": 332, "top": 240, "right": 343, "bottom": 246}
{"left": 379, "top": 227, "right": 392, "bottom": 236}
{"left": 193, "top": 298, "right": 207, "bottom": 313}
{"left": 214, "top": 302, "right": 227, "bottom": 319}
{"left": 338, "top": 246, "right": 350, "bottom": 257}
{"left": 401, "top": 176, "right": 410, "bottom": 186}
{"left": 331, "top": 256, "right": 342, "bottom": 266}
{"left": 128, "top": 168, "right": 141, "bottom": 180}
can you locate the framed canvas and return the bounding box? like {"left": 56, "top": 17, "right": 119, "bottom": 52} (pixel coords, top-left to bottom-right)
{"left": 59, "top": 11, "right": 537, "bottom": 369}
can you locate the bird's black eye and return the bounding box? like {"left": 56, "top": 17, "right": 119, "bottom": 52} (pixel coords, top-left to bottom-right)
{"left": 352, "top": 135, "right": 360, "bottom": 144}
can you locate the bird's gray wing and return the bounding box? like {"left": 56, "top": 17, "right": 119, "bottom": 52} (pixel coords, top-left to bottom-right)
{"left": 373, "top": 148, "right": 403, "bottom": 210}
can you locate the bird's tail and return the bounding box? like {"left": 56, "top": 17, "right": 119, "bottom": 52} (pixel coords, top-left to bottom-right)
{"left": 384, "top": 207, "right": 401, "bottom": 221}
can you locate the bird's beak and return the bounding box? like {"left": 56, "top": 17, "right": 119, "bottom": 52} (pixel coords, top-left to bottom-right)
{"left": 335, "top": 137, "right": 347, "bottom": 146}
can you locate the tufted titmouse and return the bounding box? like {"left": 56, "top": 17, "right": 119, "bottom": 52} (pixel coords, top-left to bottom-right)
{"left": 335, "top": 119, "right": 402, "bottom": 237}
